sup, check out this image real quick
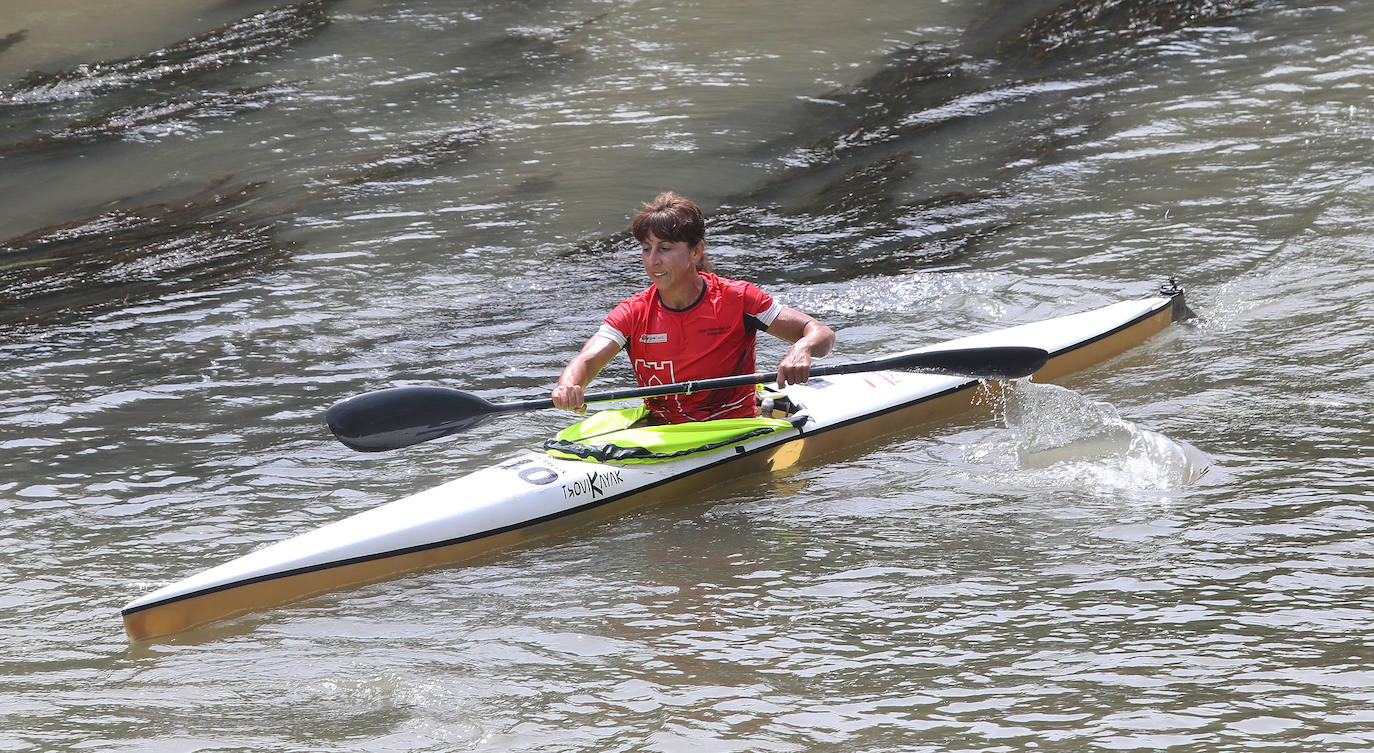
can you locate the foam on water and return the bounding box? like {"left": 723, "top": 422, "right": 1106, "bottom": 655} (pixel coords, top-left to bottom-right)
{"left": 967, "top": 381, "right": 1211, "bottom": 492}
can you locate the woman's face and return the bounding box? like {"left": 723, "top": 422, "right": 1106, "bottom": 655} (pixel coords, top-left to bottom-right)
{"left": 640, "top": 233, "right": 703, "bottom": 288}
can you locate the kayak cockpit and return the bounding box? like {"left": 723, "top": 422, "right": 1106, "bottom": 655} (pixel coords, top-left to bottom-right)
{"left": 542, "top": 397, "right": 809, "bottom": 464}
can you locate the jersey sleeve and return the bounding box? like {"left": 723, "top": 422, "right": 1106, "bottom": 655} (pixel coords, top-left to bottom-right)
{"left": 594, "top": 323, "right": 626, "bottom": 348}
{"left": 741, "top": 282, "right": 782, "bottom": 331}
{"left": 599, "top": 297, "right": 637, "bottom": 348}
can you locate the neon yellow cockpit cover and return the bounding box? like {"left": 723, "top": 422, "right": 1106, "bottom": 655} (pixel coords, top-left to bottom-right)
{"left": 544, "top": 407, "right": 795, "bottom": 464}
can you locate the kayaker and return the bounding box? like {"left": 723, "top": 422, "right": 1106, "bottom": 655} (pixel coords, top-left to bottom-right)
{"left": 552, "top": 192, "right": 835, "bottom": 423}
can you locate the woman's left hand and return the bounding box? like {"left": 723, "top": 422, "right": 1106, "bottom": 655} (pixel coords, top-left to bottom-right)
{"left": 769, "top": 306, "right": 835, "bottom": 387}
{"left": 776, "top": 344, "right": 814, "bottom": 387}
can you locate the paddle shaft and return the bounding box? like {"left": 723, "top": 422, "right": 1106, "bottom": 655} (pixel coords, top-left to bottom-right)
{"left": 487, "top": 346, "right": 1047, "bottom": 414}
{"left": 325, "top": 345, "right": 1049, "bottom": 451}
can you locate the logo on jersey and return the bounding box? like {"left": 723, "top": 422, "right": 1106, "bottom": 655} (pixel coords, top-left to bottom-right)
{"left": 634, "top": 359, "right": 676, "bottom": 387}
{"left": 640, "top": 333, "right": 668, "bottom": 343}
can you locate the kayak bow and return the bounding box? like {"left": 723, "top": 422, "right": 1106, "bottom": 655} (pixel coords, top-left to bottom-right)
{"left": 122, "top": 286, "right": 1188, "bottom": 640}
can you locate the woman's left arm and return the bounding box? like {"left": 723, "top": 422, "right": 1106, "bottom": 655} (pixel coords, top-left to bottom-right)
{"left": 767, "top": 307, "right": 836, "bottom": 386}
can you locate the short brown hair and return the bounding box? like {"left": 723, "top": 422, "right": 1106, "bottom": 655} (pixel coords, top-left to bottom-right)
{"left": 630, "top": 192, "right": 706, "bottom": 247}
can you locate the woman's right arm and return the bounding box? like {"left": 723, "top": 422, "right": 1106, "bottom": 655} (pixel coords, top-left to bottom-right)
{"left": 551, "top": 335, "right": 622, "bottom": 413}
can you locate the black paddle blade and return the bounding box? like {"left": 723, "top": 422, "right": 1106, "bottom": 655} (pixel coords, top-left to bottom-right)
{"left": 326, "top": 386, "right": 500, "bottom": 452}
{"left": 901, "top": 346, "right": 1049, "bottom": 380}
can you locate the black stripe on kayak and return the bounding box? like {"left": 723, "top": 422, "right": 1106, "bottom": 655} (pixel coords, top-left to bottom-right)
{"left": 124, "top": 295, "right": 1179, "bottom": 618}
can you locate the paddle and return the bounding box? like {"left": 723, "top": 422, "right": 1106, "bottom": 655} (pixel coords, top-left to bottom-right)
{"left": 325, "top": 345, "right": 1049, "bottom": 452}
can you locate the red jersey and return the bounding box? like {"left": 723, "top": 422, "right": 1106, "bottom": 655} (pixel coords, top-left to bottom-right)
{"left": 597, "top": 273, "right": 782, "bottom": 423}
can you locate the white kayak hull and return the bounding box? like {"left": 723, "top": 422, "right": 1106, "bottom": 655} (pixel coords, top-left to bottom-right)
{"left": 122, "top": 289, "right": 1186, "bottom": 640}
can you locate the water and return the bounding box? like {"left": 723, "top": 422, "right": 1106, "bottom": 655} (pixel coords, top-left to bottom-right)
{"left": 3, "top": 0, "right": 1374, "bottom": 750}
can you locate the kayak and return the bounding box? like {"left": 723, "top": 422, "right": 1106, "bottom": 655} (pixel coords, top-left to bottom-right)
{"left": 122, "top": 283, "right": 1188, "bottom": 640}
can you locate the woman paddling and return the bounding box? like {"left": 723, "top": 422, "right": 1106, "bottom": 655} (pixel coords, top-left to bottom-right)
{"left": 552, "top": 192, "right": 835, "bottom": 424}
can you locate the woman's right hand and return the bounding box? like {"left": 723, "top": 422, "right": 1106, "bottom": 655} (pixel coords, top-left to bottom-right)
{"left": 551, "top": 383, "right": 586, "bottom": 414}
{"left": 552, "top": 333, "right": 621, "bottom": 415}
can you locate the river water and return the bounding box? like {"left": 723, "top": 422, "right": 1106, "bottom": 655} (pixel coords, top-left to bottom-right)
{"left": 3, "top": 0, "right": 1373, "bottom": 750}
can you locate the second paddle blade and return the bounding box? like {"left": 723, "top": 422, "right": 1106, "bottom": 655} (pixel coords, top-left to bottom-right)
{"left": 326, "top": 386, "right": 500, "bottom": 452}
{"left": 902, "top": 346, "right": 1049, "bottom": 380}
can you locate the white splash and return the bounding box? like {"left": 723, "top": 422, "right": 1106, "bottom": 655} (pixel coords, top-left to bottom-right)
{"left": 968, "top": 381, "right": 1210, "bottom": 492}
